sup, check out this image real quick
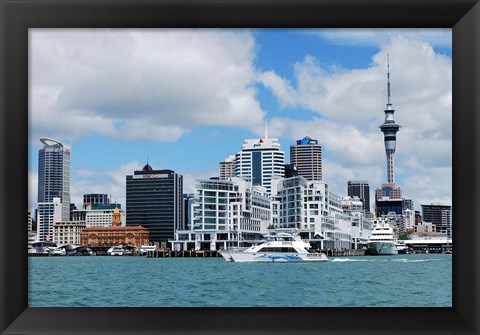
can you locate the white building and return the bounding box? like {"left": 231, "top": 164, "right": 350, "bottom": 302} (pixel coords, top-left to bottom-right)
{"left": 234, "top": 138, "right": 285, "bottom": 195}
{"left": 37, "top": 197, "right": 62, "bottom": 242}
{"left": 403, "top": 208, "right": 415, "bottom": 230}
{"left": 171, "top": 177, "right": 271, "bottom": 251}
{"left": 52, "top": 221, "right": 86, "bottom": 246}
{"left": 72, "top": 204, "right": 125, "bottom": 228}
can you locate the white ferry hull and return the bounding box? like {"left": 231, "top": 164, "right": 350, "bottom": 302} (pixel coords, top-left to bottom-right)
{"left": 219, "top": 250, "right": 328, "bottom": 262}
{"left": 367, "top": 242, "right": 398, "bottom": 255}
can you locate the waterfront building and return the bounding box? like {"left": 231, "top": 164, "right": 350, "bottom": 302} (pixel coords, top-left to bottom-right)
{"left": 171, "top": 177, "right": 271, "bottom": 251}
{"left": 126, "top": 164, "right": 183, "bottom": 245}
{"left": 379, "top": 57, "right": 401, "bottom": 184}
{"left": 80, "top": 207, "right": 149, "bottom": 247}
{"left": 52, "top": 221, "right": 86, "bottom": 246}
{"left": 219, "top": 155, "right": 235, "bottom": 180}
{"left": 38, "top": 137, "right": 71, "bottom": 221}
{"left": 181, "top": 194, "right": 196, "bottom": 231}
{"left": 273, "top": 176, "right": 372, "bottom": 251}
{"left": 347, "top": 180, "right": 370, "bottom": 213}
{"left": 421, "top": 204, "right": 452, "bottom": 237}
{"left": 83, "top": 193, "right": 110, "bottom": 208}
{"left": 72, "top": 203, "right": 124, "bottom": 228}
{"left": 36, "top": 197, "right": 62, "bottom": 242}
{"left": 290, "top": 136, "right": 322, "bottom": 181}
{"left": 414, "top": 221, "right": 436, "bottom": 234}
{"left": 234, "top": 137, "right": 285, "bottom": 195}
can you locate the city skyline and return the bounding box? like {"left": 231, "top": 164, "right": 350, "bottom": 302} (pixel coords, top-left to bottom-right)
{"left": 28, "top": 28, "right": 452, "bottom": 211}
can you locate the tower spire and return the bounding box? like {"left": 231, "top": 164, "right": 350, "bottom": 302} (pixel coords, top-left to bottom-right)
{"left": 387, "top": 53, "right": 391, "bottom": 106}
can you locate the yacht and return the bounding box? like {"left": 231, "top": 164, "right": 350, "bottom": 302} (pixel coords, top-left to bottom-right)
{"left": 396, "top": 241, "right": 408, "bottom": 254}
{"left": 219, "top": 233, "right": 328, "bottom": 262}
{"left": 366, "top": 221, "right": 398, "bottom": 255}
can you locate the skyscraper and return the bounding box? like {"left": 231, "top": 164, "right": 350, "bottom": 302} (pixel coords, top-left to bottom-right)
{"left": 234, "top": 137, "right": 285, "bottom": 195}
{"left": 290, "top": 136, "right": 322, "bottom": 181}
{"left": 126, "top": 164, "right": 183, "bottom": 245}
{"left": 379, "top": 56, "right": 401, "bottom": 184}
{"left": 347, "top": 180, "right": 370, "bottom": 213}
{"left": 38, "top": 137, "right": 71, "bottom": 221}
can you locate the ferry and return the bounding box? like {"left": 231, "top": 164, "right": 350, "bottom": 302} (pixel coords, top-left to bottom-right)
{"left": 366, "top": 221, "right": 398, "bottom": 255}
{"left": 107, "top": 246, "right": 125, "bottom": 256}
{"left": 219, "top": 233, "right": 328, "bottom": 262}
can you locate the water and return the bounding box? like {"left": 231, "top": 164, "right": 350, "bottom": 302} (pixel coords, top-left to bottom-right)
{"left": 28, "top": 254, "right": 452, "bottom": 307}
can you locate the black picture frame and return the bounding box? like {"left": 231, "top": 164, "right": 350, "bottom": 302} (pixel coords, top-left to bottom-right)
{"left": 1, "top": 0, "right": 478, "bottom": 334}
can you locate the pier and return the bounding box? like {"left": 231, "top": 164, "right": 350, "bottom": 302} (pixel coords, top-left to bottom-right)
{"left": 147, "top": 250, "right": 221, "bottom": 258}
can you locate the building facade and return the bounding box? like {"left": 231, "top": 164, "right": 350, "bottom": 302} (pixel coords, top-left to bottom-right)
{"left": 421, "top": 204, "right": 452, "bottom": 237}
{"left": 83, "top": 193, "right": 111, "bottom": 208}
{"left": 38, "top": 137, "right": 71, "bottom": 221}
{"left": 234, "top": 138, "right": 285, "bottom": 195}
{"left": 219, "top": 155, "right": 235, "bottom": 180}
{"left": 36, "top": 197, "right": 62, "bottom": 242}
{"left": 52, "top": 221, "right": 86, "bottom": 246}
{"left": 171, "top": 178, "right": 271, "bottom": 251}
{"left": 347, "top": 180, "right": 370, "bottom": 213}
{"left": 72, "top": 203, "right": 125, "bottom": 228}
{"left": 126, "top": 164, "right": 183, "bottom": 245}
{"left": 290, "top": 136, "right": 322, "bottom": 181}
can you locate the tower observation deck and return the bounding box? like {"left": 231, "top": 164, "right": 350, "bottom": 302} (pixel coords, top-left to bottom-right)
{"left": 379, "top": 55, "right": 400, "bottom": 184}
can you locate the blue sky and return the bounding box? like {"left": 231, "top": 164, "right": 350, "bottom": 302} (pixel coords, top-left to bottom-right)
{"left": 29, "top": 28, "right": 452, "bottom": 211}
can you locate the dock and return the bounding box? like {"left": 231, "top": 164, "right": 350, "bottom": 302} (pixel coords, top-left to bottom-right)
{"left": 147, "top": 250, "right": 221, "bottom": 258}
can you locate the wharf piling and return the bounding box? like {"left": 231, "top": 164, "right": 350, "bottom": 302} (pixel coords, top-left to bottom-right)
{"left": 147, "top": 250, "right": 221, "bottom": 258}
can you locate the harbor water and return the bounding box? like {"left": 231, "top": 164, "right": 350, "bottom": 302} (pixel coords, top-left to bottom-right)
{"left": 28, "top": 254, "right": 452, "bottom": 307}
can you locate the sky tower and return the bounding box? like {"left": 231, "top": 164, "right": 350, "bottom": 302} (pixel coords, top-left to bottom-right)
{"left": 379, "top": 55, "right": 401, "bottom": 184}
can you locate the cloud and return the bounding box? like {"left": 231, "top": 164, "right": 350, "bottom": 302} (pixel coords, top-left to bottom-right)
{"left": 261, "top": 37, "right": 452, "bottom": 207}
{"left": 30, "top": 29, "right": 265, "bottom": 143}
{"left": 307, "top": 28, "right": 452, "bottom": 48}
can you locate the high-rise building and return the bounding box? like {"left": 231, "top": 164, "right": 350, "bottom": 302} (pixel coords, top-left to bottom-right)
{"left": 36, "top": 197, "right": 62, "bottom": 242}
{"left": 83, "top": 193, "right": 110, "bottom": 208}
{"left": 347, "top": 180, "right": 370, "bottom": 213}
{"left": 290, "top": 136, "right": 322, "bottom": 181}
{"left": 234, "top": 137, "right": 285, "bottom": 194}
{"left": 421, "top": 204, "right": 452, "bottom": 237}
{"left": 375, "top": 183, "right": 403, "bottom": 217}
{"left": 126, "top": 164, "right": 183, "bottom": 245}
{"left": 38, "top": 137, "right": 71, "bottom": 221}
{"left": 219, "top": 155, "right": 235, "bottom": 180}
{"left": 379, "top": 57, "right": 401, "bottom": 184}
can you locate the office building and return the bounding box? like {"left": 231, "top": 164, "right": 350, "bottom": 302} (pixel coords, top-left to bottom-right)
{"left": 290, "top": 136, "right": 322, "bottom": 181}
{"left": 219, "top": 155, "right": 235, "bottom": 180}
{"left": 126, "top": 164, "right": 183, "bottom": 245}
{"left": 52, "top": 221, "right": 86, "bottom": 246}
{"left": 347, "top": 180, "right": 370, "bottom": 213}
{"left": 375, "top": 183, "right": 403, "bottom": 217}
{"left": 421, "top": 204, "right": 452, "bottom": 237}
{"left": 38, "top": 137, "right": 71, "bottom": 221}
{"left": 36, "top": 197, "right": 62, "bottom": 242}
{"left": 72, "top": 203, "right": 124, "bottom": 228}
{"left": 83, "top": 193, "right": 111, "bottom": 208}
{"left": 234, "top": 137, "right": 285, "bottom": 194}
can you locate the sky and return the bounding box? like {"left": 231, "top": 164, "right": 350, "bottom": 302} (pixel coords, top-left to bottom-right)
{"left": 28, "top": 28, "right": 452, "bottom": 212}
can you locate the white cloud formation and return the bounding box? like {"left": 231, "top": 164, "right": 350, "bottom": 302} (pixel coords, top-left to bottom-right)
{"left": 261, "top": 37, "right": 452, "bottom": 207}
{"left": 30, "top": 29, "right": 265, "bottom": 143}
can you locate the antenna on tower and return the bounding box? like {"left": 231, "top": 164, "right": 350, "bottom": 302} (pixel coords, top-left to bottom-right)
{"left": 387, "top": 53, "right": 391, "bottom": 106}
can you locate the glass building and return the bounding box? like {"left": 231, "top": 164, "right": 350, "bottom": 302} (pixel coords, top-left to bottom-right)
{"left": 126, "top": 164, "right": 183, "bottom": 245}
{"left": 38, "top": 137, "right": 71, "bottom": 221}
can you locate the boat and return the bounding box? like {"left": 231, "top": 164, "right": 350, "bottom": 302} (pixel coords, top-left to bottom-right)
{"left": 107, "top": 245, "right": 124, "bottom": 256}
{"left": 218, "top": 233, "right": 328, "bottom": 262}
{"left": 396, "top": 241, "right": 408, "bottom": 254}
{"left": 366, "top": 221, "right": 398, "bottom": 255}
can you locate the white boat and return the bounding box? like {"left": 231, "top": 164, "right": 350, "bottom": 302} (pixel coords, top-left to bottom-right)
{"left": 107, "top": 246, "right": 124, "bottom": 256}
{"left": 366, "top": 221, "right": 398, "bottom": 255}
{"left": 219, "top": 233, "right": 328, "bottom": 262}
{"left": 396, "top": 241, "right": 408, "bottom": 254}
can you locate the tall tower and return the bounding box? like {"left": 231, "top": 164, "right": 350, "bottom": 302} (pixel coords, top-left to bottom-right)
{"left": 379, "top": 55, "right": 401, "bottom": 184}
{"left": 38, "top": 137, "right": 71, "bottom": 221}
